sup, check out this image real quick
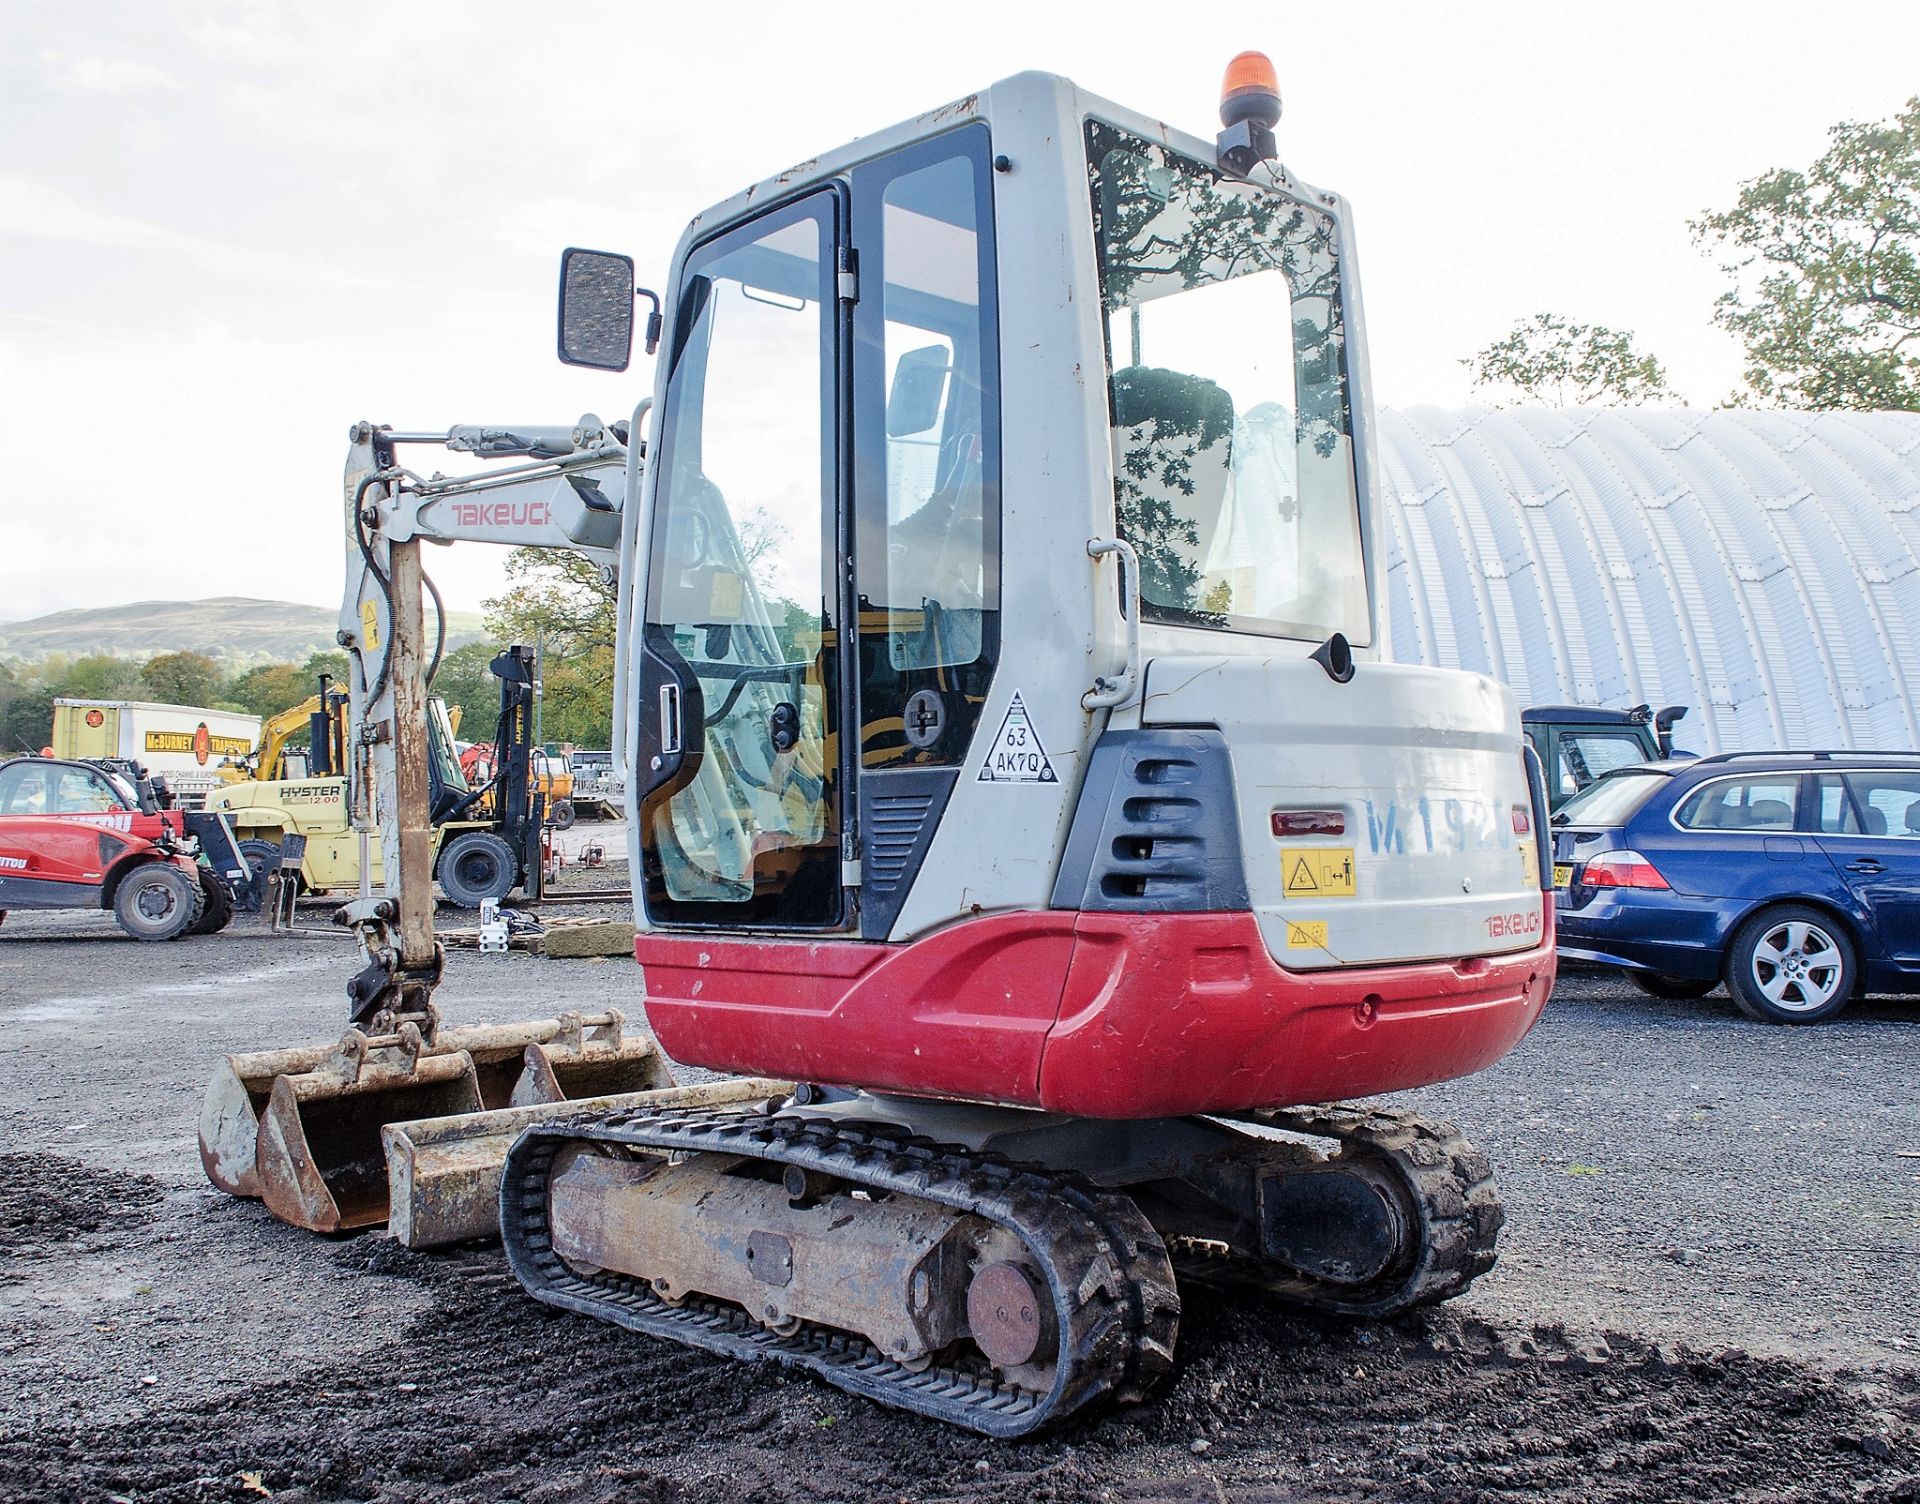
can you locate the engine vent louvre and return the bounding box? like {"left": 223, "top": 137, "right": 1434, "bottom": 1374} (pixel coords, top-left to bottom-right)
{"left": 1051, "top": 730, "right": 1248, "bottom": 913}
{"left": 867, "top": 791, "right": 935, "bottom": 896}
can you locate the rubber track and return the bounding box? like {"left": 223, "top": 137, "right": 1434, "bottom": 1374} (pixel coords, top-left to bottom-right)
{"left": 500, "top": 1106, "right": 1180, "bottom": 1438}
{"left": 1186, "top": 1102, "right": 1504, "bottom": 1319}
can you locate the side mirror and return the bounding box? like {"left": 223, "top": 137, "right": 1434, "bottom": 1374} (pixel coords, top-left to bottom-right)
{"left": 558, "top": 248, "right": 636, "bottom": 371}
{"left": 886, "top": 344, "right": 952, "bottom": 437}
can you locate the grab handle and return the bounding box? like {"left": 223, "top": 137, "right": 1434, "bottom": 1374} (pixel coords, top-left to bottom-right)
{"left": 1084, "top": 536, "right": 1142, "bottom": 710}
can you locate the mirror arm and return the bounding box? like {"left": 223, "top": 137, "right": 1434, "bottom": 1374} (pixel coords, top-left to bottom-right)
{"left": 638, "top": 288, "right": 664, "bottom": 355}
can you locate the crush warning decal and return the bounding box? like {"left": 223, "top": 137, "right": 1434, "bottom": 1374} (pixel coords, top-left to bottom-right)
{"left": 1281, "top": 847, "right": 1356, "bottom": 897}
{"left": 977, "top": 692, "right": 1056, "bottom": 783}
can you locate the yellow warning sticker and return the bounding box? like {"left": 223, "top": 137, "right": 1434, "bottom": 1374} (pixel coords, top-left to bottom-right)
{"left": 1286, "top": 920, "right": 1328, "bottom": 949}
{"left": 1281, "top": 847, "right": 1356, "bottom": 898}
{"left": 1519, "top": 841, "right": 1540, "bottom": 887}
{"left": 360, "top": 598, "right": 381, "bottom": 652}
{"left": 708, "top": 570, "right": 743, "bottom": 619}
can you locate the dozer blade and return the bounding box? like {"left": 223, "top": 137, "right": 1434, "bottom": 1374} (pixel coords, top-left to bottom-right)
{"left": 382, "top": 1078, "right": 791, "bottom": 1248}
{"left": 202, "top": 1008, "right": 671, "bottom": 1235}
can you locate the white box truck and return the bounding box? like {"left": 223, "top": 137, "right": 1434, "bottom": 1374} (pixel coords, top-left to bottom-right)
{"left": 50, "top": 699, "right": 262, "bottom": 808}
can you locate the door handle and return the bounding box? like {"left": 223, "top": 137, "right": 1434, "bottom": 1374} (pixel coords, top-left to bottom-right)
{"left": 1845, "top": 858, "right": 1884, "bottom": 875}
{"left": 659, "top": 684, "right": 683, "bottom": 757}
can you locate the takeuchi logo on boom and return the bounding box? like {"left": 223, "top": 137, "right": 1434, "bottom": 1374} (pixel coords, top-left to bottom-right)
{"left": 450, "top": 499, "right": 553, "bottom": 529}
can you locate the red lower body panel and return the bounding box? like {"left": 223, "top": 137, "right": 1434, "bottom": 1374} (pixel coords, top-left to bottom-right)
{"left": 638, "top": 908, "right": 1553, "bottom": 1119}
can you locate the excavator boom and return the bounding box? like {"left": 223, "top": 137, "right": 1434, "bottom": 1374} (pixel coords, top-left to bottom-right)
{"left": 199, "top": 415, "right": 682, "bottom": 1238}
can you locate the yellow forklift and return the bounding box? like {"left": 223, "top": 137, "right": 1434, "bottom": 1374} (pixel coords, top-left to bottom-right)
{"left": 204, "top": 651, "right": 545, "bottom": 907}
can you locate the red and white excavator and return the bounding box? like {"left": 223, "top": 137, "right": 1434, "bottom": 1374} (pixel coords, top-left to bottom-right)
{"left": 204, "top": 55, "right": 1555, "bottom": 1435}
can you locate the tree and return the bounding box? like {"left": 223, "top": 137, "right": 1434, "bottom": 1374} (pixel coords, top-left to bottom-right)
{"left": 2, "top": 682, "right": 55, "bottom": 754}
{"left": 224, "top": 662, "right": 314, "bottom": 721}
{"left": 62, "top": 654, "right": 147, "bottom": 701}
{"left": 142, "top": 650, "right": 224, "bottom": 707}
{"left": 430, "top": 640, "right": 508, "bottom": 742}
{"left": 1464, "top": 314, "right": 1679, "bottom": 407}
{"left": 301, "top": 649, "right": 352, "bottom": 687}
{"left": 485, "top": 548, "right": 618, "bottom": 745}
{"left": 1694, "top": 97, "right": 1920, "bottom": 410}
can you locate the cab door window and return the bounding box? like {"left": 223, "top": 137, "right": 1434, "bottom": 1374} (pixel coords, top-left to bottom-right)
{"left": 641, "top": 194, "right": 843, "bottom": 927}
{"left": 852, "top": 127, "right": 1000, "bottom": 767}
{"left": 59, "top": 770, "right": 113, "bottom": 812}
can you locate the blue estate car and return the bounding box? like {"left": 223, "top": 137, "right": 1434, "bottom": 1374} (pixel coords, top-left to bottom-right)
{"left": 1552, "top": 752, "right": 1920, "bottom": 1023}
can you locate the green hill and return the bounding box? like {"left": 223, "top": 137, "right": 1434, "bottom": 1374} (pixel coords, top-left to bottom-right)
{"left": 0, "top": 597, "right": 487, "bottom": 666}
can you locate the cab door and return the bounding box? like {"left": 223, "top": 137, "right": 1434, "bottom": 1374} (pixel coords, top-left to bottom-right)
{"left": 635, "top": 190, "right": 849, "bottom": 929}
{"left": 847, "top": 125, "right": 1002, "bottom": 938}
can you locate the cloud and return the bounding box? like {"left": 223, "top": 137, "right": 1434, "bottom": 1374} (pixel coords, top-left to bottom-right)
{"left": 49, "top": 54, "right": 181, "bottom": 94}
{"left": 0, "top": 174, "right": 392, "bottom": 294}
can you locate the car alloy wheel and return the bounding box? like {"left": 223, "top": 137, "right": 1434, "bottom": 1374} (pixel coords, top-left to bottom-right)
{"left": 1727, "top": 904, "right": 1856, "bottom": 1024}
{"left": 1749, "top": 919, "right": 1845, "bottom": 1012}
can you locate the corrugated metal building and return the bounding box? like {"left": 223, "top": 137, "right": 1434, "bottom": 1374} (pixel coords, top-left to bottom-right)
{"left": 1378, "top": 407, "right": 1920, "bottom": 753}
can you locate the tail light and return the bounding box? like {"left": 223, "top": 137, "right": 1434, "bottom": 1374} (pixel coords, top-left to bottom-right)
{"left": 1272, "top": 809, "right": 1345, "bottom": 837}
{"left": 1511, "top": 804, "right": 1531, "bottom": 835}
{"left": 1579, "top": 850, "right": 1669, "bottom": 890}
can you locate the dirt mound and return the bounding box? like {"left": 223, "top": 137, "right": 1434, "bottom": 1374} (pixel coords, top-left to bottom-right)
{"left": 2, "top": 1244, "right": 1913, "bottom": 1504}
{"left": 0, "top": 1152, "right": 163, "bottom": 1250}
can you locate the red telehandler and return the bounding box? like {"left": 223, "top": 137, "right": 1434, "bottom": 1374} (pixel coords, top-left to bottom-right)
{"left": 0, "top": 755, "right": 251, "bottom": 939}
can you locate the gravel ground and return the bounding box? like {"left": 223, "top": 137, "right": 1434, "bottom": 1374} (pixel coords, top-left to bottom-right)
{"left": 1, "top": 864, "right": 1915, "bottom": 1502}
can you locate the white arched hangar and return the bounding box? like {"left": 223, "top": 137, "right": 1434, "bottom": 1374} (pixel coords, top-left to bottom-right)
{"left": 1378, "top": 407, "right": 1920, "bottom": 753}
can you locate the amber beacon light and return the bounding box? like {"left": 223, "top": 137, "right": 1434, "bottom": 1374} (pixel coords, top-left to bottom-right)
{"left": 1216, "top": 50, "right": 1281, "bottom": 177}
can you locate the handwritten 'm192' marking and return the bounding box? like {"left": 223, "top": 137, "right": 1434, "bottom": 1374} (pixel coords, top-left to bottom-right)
{"left": 1364, "top": 797, "right": 1513, "bottom": 856}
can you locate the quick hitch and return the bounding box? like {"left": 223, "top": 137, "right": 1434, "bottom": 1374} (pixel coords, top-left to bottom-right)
{"left": 337, "top": 896, "right": 447, "bottom": 1039}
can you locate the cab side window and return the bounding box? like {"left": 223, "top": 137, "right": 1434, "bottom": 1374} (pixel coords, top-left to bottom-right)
{"left": 52, "top": 769, "right": 121, "bottom": 813}
{"left": 1562, "top": 733, "right": 1650, "bottom": 782}
{"left": 0, "top": 765, "right": 48, "bottom": 814}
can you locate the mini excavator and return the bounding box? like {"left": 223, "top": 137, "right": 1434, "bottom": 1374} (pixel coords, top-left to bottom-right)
{"left": 204, "top": 57, "right": 1556, "bottom": 1435}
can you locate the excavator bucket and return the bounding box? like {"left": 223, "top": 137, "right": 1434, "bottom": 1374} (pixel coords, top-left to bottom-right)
{"left": 200, "top": 1009, "right": 670, "bottom": 1234}
{"left": 382, "top": 1077, "right": 792, "bottom": 1248}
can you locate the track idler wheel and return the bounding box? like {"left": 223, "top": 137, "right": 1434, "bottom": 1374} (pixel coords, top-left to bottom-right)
{"left": 967, "top": 1259, "right": 1048, "bottom": 1369}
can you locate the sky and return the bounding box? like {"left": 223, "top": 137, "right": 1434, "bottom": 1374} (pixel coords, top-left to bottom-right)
{"left": 3, "top": 0, "right": 1918, "bottom": 623}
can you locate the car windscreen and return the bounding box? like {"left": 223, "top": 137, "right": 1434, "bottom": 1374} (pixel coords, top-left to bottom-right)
{"left": 1555, "top": 769, "right": 1667, "bottom": 827}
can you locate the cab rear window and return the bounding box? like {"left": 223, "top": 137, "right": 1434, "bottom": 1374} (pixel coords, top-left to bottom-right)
{"left": 1555, "top": 770, "right": 1666, "bottom": 826}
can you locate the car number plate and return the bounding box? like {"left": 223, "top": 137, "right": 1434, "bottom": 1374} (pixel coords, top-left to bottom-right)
{"left": 1552, "top": 863, "right": 1573, "bottom": 889}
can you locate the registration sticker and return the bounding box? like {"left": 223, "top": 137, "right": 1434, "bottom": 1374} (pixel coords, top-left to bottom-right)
{"left": 1286, "top": 921, "right": 1328, "bottom": 949}
{"left": 1552, "top": 863, "right": 1573, "bottom": 890}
